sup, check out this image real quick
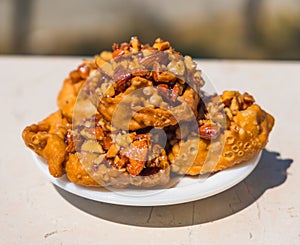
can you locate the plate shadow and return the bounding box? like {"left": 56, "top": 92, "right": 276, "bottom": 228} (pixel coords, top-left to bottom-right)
{"left": 54, "top": 149, "right": 292, "bottom": 227}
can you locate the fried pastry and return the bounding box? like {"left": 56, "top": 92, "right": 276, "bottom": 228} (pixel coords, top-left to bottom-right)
{"left": 57, "top": 37, "right": 203, "bottom": 129}
{"left": 22, "top": 111, "right": 68, "bottom": 177}
{"left": 23, "top": 108, "right": 171, "bottom": 187}
{"left": 64, "top": 111, "right": 170, "bottom": 187}
{"left": 169, "top": 91, "right": 275, "bottom": 175}
{"left": 22, "top": 37, "right": 274, "bottom": 188}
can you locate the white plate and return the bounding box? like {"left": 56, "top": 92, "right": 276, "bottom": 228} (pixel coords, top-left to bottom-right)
{"left": 33, "top": 152, "right": 261, "bottom": 206}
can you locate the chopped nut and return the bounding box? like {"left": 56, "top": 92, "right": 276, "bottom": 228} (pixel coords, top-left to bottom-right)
{"left": 139, "top": 51, "right": 169, "bottom": 68}
{"left": 113, "top": 155, "right": 128, "bottom": 169}
{"left": 100, "top": 51, "right": 113, "bottom": 61}
{"left": 131, "top": 69, "right": 149, "bottom": 77}
{"left": 167, "top": 59, "right": 185, "bottom": 76}
{"left": 80, "top": 128, "right": 96, "bottom": 139}
{"left": 112, "top": 49, "right": 125, "bottom": 59}
{"left": 115, "top": 133, "right": 133, "bottom": 148}
{"left": 230, "top": 96, "right": 241, "bottom": 115}
{"left": 242, "top": 92, "right": 255, "bottom": 109}
{"left": 157, "top": 71, "right": 177, "bottom": 83}
{"left": 130, "top": 36, "right": 141, "bottom": 52}
{"left": 149, "top": 94, "right": 163, "bottom": 107}
{"left": 78, "top": 64, "right": 90, "bottom": 79}
{"left": 95, "top": 56, "right": 106, "bottom": 67}
{"left": 222, "top": 91, "right": 237, "bottom": 106}
{"left": 99, "top": 62, "right": 114, "bottom": 77}
{"left": 93, "top": 154, "right": 106, "bottom": 164}
{"left": 143, "top": 86, "right": 154, "bottom": 96}
{"left": 153, "top": 38, "right": 170, "bottom": 51}
{"left": 103, "top": 136, "right": 112, "bottom": 150}
{"left": 184, "top": 56, "right": 196, "bottom": 71}
{"left": 192, "top": 71, "right": 204, "bottom": 88}
{"left": 224, "top": 107, "right": 233, "bottom": 120}
{"left": 157, "top": 84, "right": 169, "bottom": 100}
{"left": 104, "top": 85, "right": 115, "bottom": 97}
{"left": 199, "top": 123, "right": 220, "bottom": 140}
{"left": 69, "top": 70, "right": 81, "bottom": 84}
{"left": 81, "top": 140, "right": 104, "bottom": 153}
{"left": 106, "top": 144, "right": 119, "bottom": 158}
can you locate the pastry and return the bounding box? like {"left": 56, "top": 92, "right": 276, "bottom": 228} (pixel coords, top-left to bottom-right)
{"left": 22, "top": 37, "right": 274, "bottom": 188}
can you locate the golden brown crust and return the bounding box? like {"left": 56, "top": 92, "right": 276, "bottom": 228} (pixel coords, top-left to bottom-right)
{"left": 57, "top": 37, "right": 203, "bottom": 131}
{"left": 169, "top": 92, "right": 275, "bottom": 175}
{"left": 57, "top": 79, "right": 78, "bottom": 120}
{"left": 65, "top": 154, "right": 100, "bottom": 186}
{"left": 191, "top": 105, "right": 273, "bottom": 175}
{"left": 22, "top": 37, "right": 275, "bottom": 188}
{"left": 22, "top": 111, "right": 68, "bottom": 177}
{"left": 64, "top": 111, "right": 171, "bottom": 187}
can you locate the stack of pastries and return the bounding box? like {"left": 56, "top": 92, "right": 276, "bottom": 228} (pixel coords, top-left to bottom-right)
{"left": 22, "top": 37, "right": 274, "bottom": 188}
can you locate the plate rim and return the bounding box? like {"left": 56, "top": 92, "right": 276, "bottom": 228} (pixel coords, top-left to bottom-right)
{"left": 32, "top": 152, "right": 261, "bottom": 206}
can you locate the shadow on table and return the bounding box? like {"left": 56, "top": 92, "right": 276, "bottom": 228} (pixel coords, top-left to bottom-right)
{"left": 55, "top": 149, "right": 293, "bottom": 227}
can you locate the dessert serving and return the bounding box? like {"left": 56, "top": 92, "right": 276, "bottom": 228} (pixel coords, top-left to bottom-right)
{"left": 22, "top": 37, "right": 274, "bottom": 189}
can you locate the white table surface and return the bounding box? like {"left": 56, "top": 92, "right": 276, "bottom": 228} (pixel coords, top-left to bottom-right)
{"left": 0, "top": 56, "right": 299, "bottom": 245}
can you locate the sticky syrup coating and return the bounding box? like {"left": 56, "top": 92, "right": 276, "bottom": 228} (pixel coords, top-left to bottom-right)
{"left": 169, "top": 91, "right": 275, "bottom": 175}
{"left": 22, "top": 37, "right": 274, "bottom": 187}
